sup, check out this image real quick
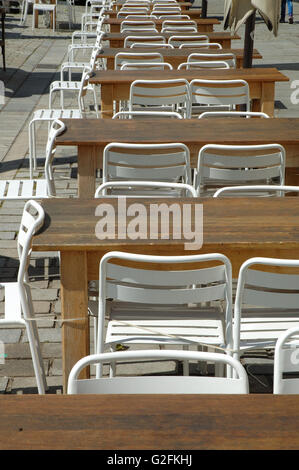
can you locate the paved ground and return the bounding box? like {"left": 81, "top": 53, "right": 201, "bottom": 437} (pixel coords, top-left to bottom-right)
{"left": 0, "top": 0, "right": 298, "bottom": 394}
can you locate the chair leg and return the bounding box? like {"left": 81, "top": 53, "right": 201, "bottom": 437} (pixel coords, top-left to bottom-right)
{"left": 182, "top": 345, "right": 189, "bottom": 376}
{"left": 25, "top": 321, "right": 48, "bottom": 394}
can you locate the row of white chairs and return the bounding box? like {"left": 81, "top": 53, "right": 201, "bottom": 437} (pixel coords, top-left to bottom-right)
{"left": 3, "top": 197, "right": 299, "bottom": 394}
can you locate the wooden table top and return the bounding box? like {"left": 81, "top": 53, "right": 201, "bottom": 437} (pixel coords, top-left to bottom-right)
{"left": 103, "top": 31, "right": 241, "bottom": 40}
{"left": 99, "top": 47, "right": 262, "bottom": 61}
{"left": 56, "top": 118, "right": 299, "bottom": 147}
{"left": 32, "top": 197, "right": 299, "bottom": 252}
{"left": 90, "top": 67, "right": 289, "bottom": 84}
{"left": 1, "top": 394, "right": 299, "bottom": 449}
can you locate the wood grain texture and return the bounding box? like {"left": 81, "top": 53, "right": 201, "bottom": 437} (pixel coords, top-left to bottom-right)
{"left": 1, "top": 395, "right": 299, "bottom": 449}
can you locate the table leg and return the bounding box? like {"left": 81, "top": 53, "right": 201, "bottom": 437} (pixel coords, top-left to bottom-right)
{"left": 78, "top": 144, "right": 97, "bottom": 198}
{"left": 260, "top": 82, "right": 275, "bottom": 117}
{"left": 201, "top": 0, "right": 207, "bottom": 18}
{"left": 60, "top": 251, "right": 89, "bottom": 393}
{"left": 101, "top": 83, "right": 114, "bottom": 119}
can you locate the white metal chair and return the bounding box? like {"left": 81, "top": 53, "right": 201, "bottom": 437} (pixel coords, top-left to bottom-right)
{"left": 124, "top": 34, "right": 166, "bottom": 47}
{"left": 102, "top": 142, "right": 192, "bottom": 185}
{"left": 161, "top": 20, "right": 197, "bottom": 32}
{"left": 121, "top": 20, "right": 158, "bottom": 32}
{"left": 112, "top": 110, "right": 182, "bottom": 119}
{"left": 95, "top": 180, "right": 197, "bottom": 197}
{"left": 130, "top": 42, "right": 174, "bottom": 49}
{"left": 2, "top": 119, "right": 65, "bottom": 198}
{"left": 274, "top": 327, "right": 299, "bottom": 394}
{"left": 32, "top": 0, "right": 57, "bottom": 32}
{"left": 195, "top": 143, "right": 286, "bottom": 197}
{"left": 234, "top": 258, "right": 299, "bottom": 367}
{"left": 121, "top": 61, "right": 172, "bottom": 69}
{"left": 0, "top": 200, "right": 48, "bottom": 394}
{"left": 189, "top": 79, "right": 250, "bottom": 117}
{"left": 68, "top": 21, "right": 104, "bottom": 61}
{"left": 19, "top": 0, "right": 34, "bottom": 25}
{"left": 129, "top": 79, "right": 191, "bottom": 118}
{"left": 67, "top": 350, "right": 249, "bottom": 394}
{"left": 185, "top": 52, "right": 236, "bottom": 68}
{"left": 178, "top": 60, "right": 230, "bottom": 70}
{"left": 198, "top": 111, "right": 270, "bottom": 119}
{"left": 167, "top": 34, "right": 208, "bottom": 47}
{"left": 94, "top": 251, "right": 233, "bottom": 377}
{"left": 49, "top": 67, "right": 99, "bottom": 117}
{"left": 114, "top": 51, "right": 164, "bottom": 69}
{"left": 213, "top": 185, "right": 299, "bottom": 198}
{"left": 61, "top": 43, "right": 103, "bottom": 82}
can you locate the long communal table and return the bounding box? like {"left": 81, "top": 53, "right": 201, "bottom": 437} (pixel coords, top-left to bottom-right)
{"left": 1, "top": 394, "right": 299, "bottom": 449}
{"left": 55, "top": 118, "right": 299, "bottom": 198}
{"left": 89, "top": 68, "right": 289, "bottom": 118}
{"left": 99, "top": 47, "right": 262, "bottom": 69}
{"left": 103, "top": 31, "right": 241, "bottom": 49}
{"left": 32, "top": 197, "right": 299, "bottom": 390}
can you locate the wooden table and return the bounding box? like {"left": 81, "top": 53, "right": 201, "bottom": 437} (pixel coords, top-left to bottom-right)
{"left": 103, "top": 17, "right": 220, "bottom": 33}
{"left": 90, "top": 68, "right": 289, "bottom": 118}
{"left": 56, "top": 118, "right": 299, "bottom": 199}
{"left": 0, "top": 7, "right": 5, "bottom": 71}
{"left": 104, "top": 31, "right": 241, "bottom": 49}
{"left": 32, "top": 197, "right": 299, "bottom": 390}
{"left": 99, "top": 47, "right": 262, "bottom": 70}
{"left": 2, "top": 394, "right": 299, "bottom": 449}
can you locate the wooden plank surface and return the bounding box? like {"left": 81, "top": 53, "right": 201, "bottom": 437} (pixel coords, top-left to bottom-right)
{"left": 1, "top": 395, "right": 299, "bottom": 449}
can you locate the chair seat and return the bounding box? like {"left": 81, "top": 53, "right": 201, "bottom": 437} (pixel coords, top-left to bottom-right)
{"left": 0, "top": 282, "right": 25, "bottom": 327}
{"left": 32, "top": 109, "right": 82, "bottom": 121}
{"left": 238, "top": 309, "right": 299, "bottom": 350}
{"left": 105, "top": 304, "right": 226, "bottom": 346}
{"left": 0, "top": 179, "right": 48, "bottom": 199}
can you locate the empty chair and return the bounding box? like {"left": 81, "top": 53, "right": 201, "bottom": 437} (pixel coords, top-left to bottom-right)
{"left": 0, "top": 200, "right": 48, "bottom": 394}
{"left": 178, "top": 60, "right": 230, "bottom": 70}
{"left": 195, "top": 143, "right": 286, "bottom": 197}
{"left": 158, "top": 14, "right": 191, "bottom": 20}
{"left": 49, "top": 68, "right": 99, "bottom": 117}
{"left": 68, "top": 22, "right": 104, "bottom": 61}
{"left": 1, "top": 119, "right": 65, "bottom": 199}
{"left": 198, "top": 111, "right": 270, "bottom": 119}
{"left": 162, "top": 20, "right": 197, "bottom": 33}
{"left": 168, "top": 34, "right": 209, "bottom": 47}
{"left": 130, "top": 42, "right": 174, "bottom": 49}
{"left": 124, "top": 35, "right": 166, "bottom": 48}
{"left": 102, "top": 142, "right": 192, "bottom": 185}
{"left": 234, "top": 258, "right": 299, "bottom": 367}
{"left": 185, "top": 52, "right": 236, "bottom": 68}
{"left": 61, "top": 43, "right": 103, "bottom": 82}
{"left": 274, "top": 327, "right": 299, "bottom": 394}
{"left": 95, "top": 180, "right": 197, "bottom": 197}
{"left": 94, "top": 251, "right": 233, "bottom": 377}
{"left": 121, "top": 20, "right": 158, "bottom": 32}
{"left": 113, "top": 110, "right": 183, "bottom": 118}
{"left": 114, "top": 51, "right": 164, "bottom": 68}
{"left": 67, "top": 350, "right": 249, "bottom": 394}
{"left": 189, "top": 79, "right": 250, "bottom": 117}
{"left": 213, "top": 184, "right": 299, "bottom": 198}
{"left": 179, "top": 42, "right": 222, "bottom": 49}
{"left": 129, "top": 79, "right": 191, "bottom": 118}
{"left": 32, "top": 0, "right": 57, "bottom": 32}
{"left": 121, "top": 62, "right": 172, "bottom": 70}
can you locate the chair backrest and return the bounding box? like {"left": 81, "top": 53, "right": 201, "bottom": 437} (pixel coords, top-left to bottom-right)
{"left": 121, "top": 61, "right": 172, "bottom": 70}
{"left": 186, "top": 52, "right": 236, "bottom": 68}
{"left": 112, "top": 110, "right": 183, "bottom": 119}
{"left": 121, "top": 20, "right": 158, "bottom": 31}
{"left": 196, "top": 143, "right": 286, "bottom": 196}
{"left": 130, "top": 42, "right": 174, "bottom": 48}
{"left": 180, "top": 42, "right": 222, "bottom": 50}
{"left": 96, "top": 251, "right": 233, "bottom": 355}
{"left": 168, "top": 34, "right": 208, "bottom": 47}
{"left": 44, "top": 119, "right": 66, "bottom": 198}
{"left": 129, "top": 79, "right": 191, "bottom": 118}
{"left": 158, "top": 14, "right": 190, "bottom": 20}
{"left": 189, "top": 79, "right": 250, "bottom": 113}
{"left": 17, "top": 200, "right": 45, "bottom": 285}
{"left": 213, "top": 185, "right": 299, "bottom": 198}
{"left": 153, "top": 6, "right": 181, "bottom": 12}
{"left": 115, "top": 51, "right": 164, "bottom": 69}
{"left": 178, "top": 60, "right": 230, "bottom": 70}
{"left": 95, "top": 180, "right": 197, "bottom": 197}
{"left": 118, "top": 8, "right": 150, "bottom": 17}
{"left": 198, "top": 111, "right": 270, "bottom": 119}
{"left": 162, "top": 25, "right": 197, "bottom": 32}
{"left": 103, "top": 142, "right": 192, "bottom": 183}
{"left": 68, "top": 349, "right": 248, "bottom": 394}
{"left": 234, "top": 258, "right": 299, "bottom": 359}
{"left": 124, "top": 35, "right": 167, "bottom": 48}
{"left": 274, "top": 327, "right": 299, "bottom": 394}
